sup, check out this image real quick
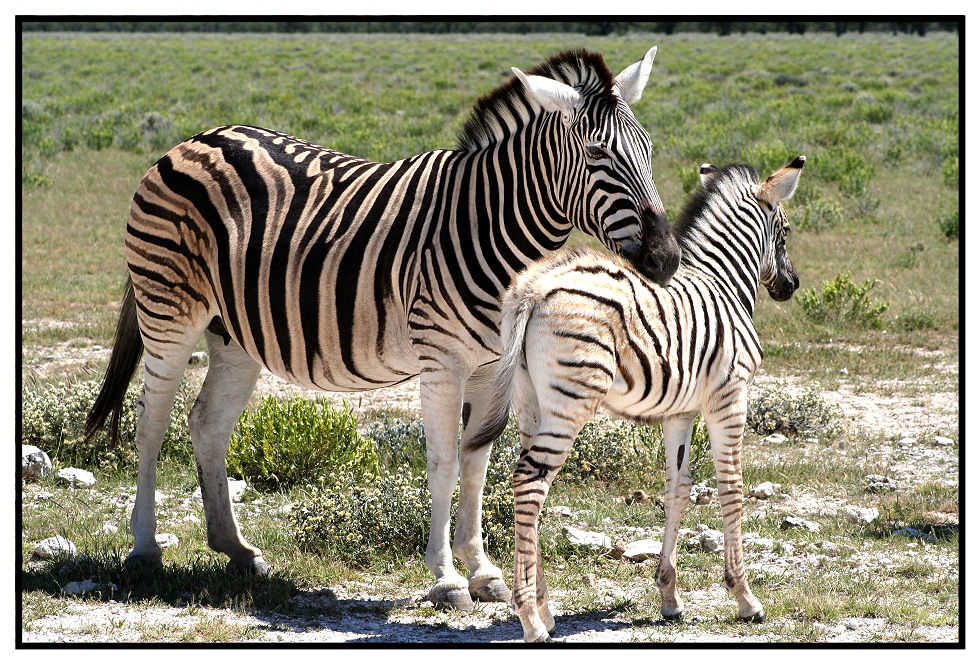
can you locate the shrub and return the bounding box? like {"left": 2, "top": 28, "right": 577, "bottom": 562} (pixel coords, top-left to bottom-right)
{"left": 365, "top": 415, "right": 427, "bottom": 473}
{"left": 747, "top": 385, "right": 843, "bottom": 440}
{"left": 942, "top": 154, "right": 958, "bottom": 188}
{"left": 937, "top": 209, "right": 959, "bottom": 240}
{"left": 814, "top": 147, "right": 875, "bottom": 198}
{"left": 894, "top": 309, "right": 938, "bottom": 332}
{"left": 797, "top": 272, "right": 890, "bottom": 329}
{"left": 227, "top": 396, "right": 378, "bottom": 489}
{"left": 21, "top": 376, "right": 196, "bottom": 471}
{"left": 798, "top": 198, "right": 844, "bottom": 233}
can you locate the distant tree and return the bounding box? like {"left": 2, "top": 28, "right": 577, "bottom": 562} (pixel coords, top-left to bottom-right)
{"left": 835, "top": 22, "right": 847, "bottom": 36}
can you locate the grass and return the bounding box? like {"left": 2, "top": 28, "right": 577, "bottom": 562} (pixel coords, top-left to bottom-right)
{"left": 20, "top": 31, "right": 959, "bottom": 643}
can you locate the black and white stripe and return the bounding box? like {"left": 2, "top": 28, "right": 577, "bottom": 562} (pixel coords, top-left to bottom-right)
{"left": 86, "top": 48, "right": 679, "bottom": 608}
{"left": 470, "top": 157, "right": 805, "bottom": 641}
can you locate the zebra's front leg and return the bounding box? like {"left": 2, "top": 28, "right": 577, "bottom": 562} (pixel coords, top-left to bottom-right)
{"left": 656, "top": 415, "right": 695, "bottom": 620}
{"left": 705, "top": 386, "right": 764, "bottom": 622}
{"left": 455, "top": 362, "right": 510, "bottom": 604}
{"left": 419, "top": 369, "right": 473, "bottom": 611}
{"left": 189, "top": 330, "right": 266, "bottom": 575}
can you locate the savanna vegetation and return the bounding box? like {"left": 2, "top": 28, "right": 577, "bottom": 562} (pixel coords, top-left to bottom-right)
{"left": 21, "top": 31, "right": 959, "bottom": 642}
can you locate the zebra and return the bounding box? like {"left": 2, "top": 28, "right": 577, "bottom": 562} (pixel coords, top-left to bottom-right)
{"left": 83, "top": 48, "right": 681, "bottom": 611}
{"left": 469, "top": 157, "right": 805, "bottom": 641}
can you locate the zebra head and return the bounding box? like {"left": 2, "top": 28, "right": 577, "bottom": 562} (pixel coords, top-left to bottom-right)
{"left": 510, "top": 48, "right": 681, "bottom": 286}
{"left": 717, "top": 155, "right": 804, "bottom": 302}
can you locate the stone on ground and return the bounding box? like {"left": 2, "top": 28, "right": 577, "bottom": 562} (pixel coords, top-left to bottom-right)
{"left": 750, "top": 481, "right": 777, "bottom": 499}
{"left": 21, "top": 445, "right": 53, "bottom": 480}
{"left": 561, "top": 525, "right": 611, "bottom": 552}
{"left": 781, "top": 516, "right": 821, "bottom": 532}
{"left": 622, "top": 539, "right": 663, "bottom": 562}
{"left": 32, "top": 536, "right": 77, "bottom": 560}
{"left": 842, "top": 505, "right": 879, "bottom": 525}
{"left": 155, "top": 533, "right": 179, "bottom": 549}
{"left": 191, "top": 478, "right": 247, "bottom": 503}
{"left": 57, "top": 467, "right": 96, "bottom": 489}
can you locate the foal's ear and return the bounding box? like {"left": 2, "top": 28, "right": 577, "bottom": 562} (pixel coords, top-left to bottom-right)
{"left": 758, "top": 155, "right": 806, "bottom": 205}
{"left": 614, "top": 45, "right": 658, "bottom": 106}
{"left": 699, "top": 163, "right": 720, "bottom": 186}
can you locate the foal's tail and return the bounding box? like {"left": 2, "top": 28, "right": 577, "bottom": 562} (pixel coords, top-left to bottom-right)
{"left": 466, "top": 294, "right": 536, "bottom": 452}
{"left": 84, "top": 278, "right": 144, "bottom": 447}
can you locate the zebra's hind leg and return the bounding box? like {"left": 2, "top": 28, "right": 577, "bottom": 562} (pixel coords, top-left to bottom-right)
{"left": 127, "top": 330, "right": 200, "bottom": 569}
{"left": 188, "top": 329, "right": 266, "bottom": 575}
{"left": 656, "top": 415, "right": 695, "bottom": 620}
{"left": 455, "top": 362, "right": 510, "bottom": 604}
{"left": 704, "top": 385, "right": 764, "bottom": 623}
{"left": 419, "top": 369, "right": 473, "bottom": 611}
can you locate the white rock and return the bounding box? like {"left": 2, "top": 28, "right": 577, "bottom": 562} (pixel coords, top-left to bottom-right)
{"left": 689, "top": 528, "right": 724, "bottom": 553}
{"left": 276, "top": 503, "right": 294, "bottom": 516}
{"left": 561, "top": 525, "right": 611, "bottom": 552}
{"left": 781, "top": 516, "right": 821, "bottom": 532}
{"left": 842, "top": 505, "right": 879, "bottom": 525}
{"left": 820, "top": 541, "right": 840, "bottom": 555}
{"left": 97, "top": 523, "right": 119, "bottom": 535}
{"left": 839, "top": 367, "right": 848, "bottom": 375}
{"left": 750, "top": 482, "right": 776, "bottom": 499}
{"left": 548, "top": 505, "right": 573, "bottom": 517}
{"left": 690, "top": 481, "right": 716, "bottom": 504}
{"left": 776, "top": 542, "right": 795, "bottom": 556}
{"left": 863, "top": 474, "right": 896, "bottom": 493}
{"left": 188, "top": 351, "right": 208, "bottom": 366}
{"left": 897, "top": 437, "right": 915, "bottom": 448}
{"left": 57, "top": 467, "right": 97, "bottom": 489}
{"left": 934, "top": 436, "right": 954, "bottom": 446}
{"left": 181, "top": 514, "right": 201, "bottom": 525}
{"left": 155, "top": 533, "right": 179, "bottom": 549}
{"left": 762, "top": 433, "right": 788, "bottom": 445}
{"left": 36, "top": 491, "right": 54, "bottom": 501}
{"left": 742, "top": 535, "right": 775, "bottom": 551}
{"left": 21, "top": 445, "right": 53, "bottom": 480}
{"left": 32, "top": 536, "right": 77, "bottom": 560}
{"left": 191, "top": 478, "right": 247, "bottom": 503}
{"left": 62, "top": 578, "right": 99, "bottom": 595}
{"left": 622, "top": 539, "right": 663, "bottom": 562}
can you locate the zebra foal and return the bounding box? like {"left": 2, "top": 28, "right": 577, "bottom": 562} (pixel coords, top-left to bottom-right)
{"left": 84, "top": 48, "right": 681, "bottom": 610}
{"left": 471, "top": 157, "right": 805, "bottom": 641}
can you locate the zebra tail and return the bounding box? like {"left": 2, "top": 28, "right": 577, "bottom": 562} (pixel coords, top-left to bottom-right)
{"left": 466, "top": 295, "right": 536, "bottom": 451}
{"left": 84, "top": 278, "right": 143, "bottom": 448}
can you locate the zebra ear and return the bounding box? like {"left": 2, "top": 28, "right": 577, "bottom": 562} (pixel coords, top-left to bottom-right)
{"left": 758, "top": 155, "right": 806, "bottom": 204}
{"left": 699, "top": 163, "right": 719, "bottom": 186}
{"left": 511, "top": 67, "right": 582, "bottom": 115}
{"left": 614, "top": 46, "right": 658, "bottom": 105}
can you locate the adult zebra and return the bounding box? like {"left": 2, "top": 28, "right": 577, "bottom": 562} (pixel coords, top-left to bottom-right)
{"left": 85, "top": 48, "right": 680, "bottom": 610}
{"left": 470, "top": 157, "right": 804, "bottom": 640}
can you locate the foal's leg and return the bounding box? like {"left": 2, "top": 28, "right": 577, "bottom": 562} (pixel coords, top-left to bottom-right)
{"left": 656, "top": 415, "right": 695, "bottom": 620}
{"left": 455, "top": 361, "right": 510, "bottom": 603}
{"left": 704, "top": 383, "right": 764, "bottom": 622}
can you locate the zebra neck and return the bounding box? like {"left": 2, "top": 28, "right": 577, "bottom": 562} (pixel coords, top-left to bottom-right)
{"left": 445, "top": 128, "right": 575, "bottom": 293}
{"left": 678, "top": 224, "right": 762, "bottom": 317}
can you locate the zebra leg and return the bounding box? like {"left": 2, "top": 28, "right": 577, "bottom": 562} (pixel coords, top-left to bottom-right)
{"left": 705, "top": 386, "right": 764, "bottom": 623}
{"left": 656, "top": 415, "right": 695, "bottom": 620}
{"left": 455, "top": 362, "right": 510, "bottom": 604}
{"left": 419, "top": 370, "right": 473, "bottom": 611}
{"left": 511, "top": 435, "right": 570, "bottom": 643}
{"left": 188, "top": 330, "right": 266, "bottom": 575}
{"left": 127, "top": 334, "right": 198, "bottom": 568}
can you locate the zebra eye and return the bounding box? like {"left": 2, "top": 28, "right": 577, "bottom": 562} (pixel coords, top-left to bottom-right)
{"left": 584, "top": 142, "right": 608, "bottom": 161}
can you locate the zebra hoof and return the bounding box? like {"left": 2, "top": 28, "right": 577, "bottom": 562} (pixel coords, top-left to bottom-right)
{"left": 469, "top": 576, "right": 511, "bottom": 603}
{"left": 662, "top": 610, "right": 684, "bottom": 622}
{"left": 739, "top": 611, "right": 766, "bottom": 624}
{"left": 426, "top": 583, "right": 475, "bottom": 611}
{"left": 227, "top": 556, "right": 271, "bottom": 577}
{"left": 124, "top": 553, "right": 162, "bottom": 572}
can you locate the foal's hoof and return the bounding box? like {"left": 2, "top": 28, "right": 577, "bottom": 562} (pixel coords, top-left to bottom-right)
{"left": 227, "top": 556, "right": 271, "bottom": 577}
{"left": 739, "top": 611, "right": 766, "bottom": 624}
{"left": 662, "top": 610, "right": 684, "bottom": 622}
{"left": 469, "top": 576, "right": 512, "bottom": 603}
{"left": 426, "top": 583, "right": 475, "bottom": 611}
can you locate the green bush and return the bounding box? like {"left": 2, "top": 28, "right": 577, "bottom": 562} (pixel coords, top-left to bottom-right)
{"left": 942, "top": 154, "right": 958, "bottom": 188}
{"left": 365, "top": 415, "right": 427, "bottom": 473}
{"left": 798, "top": 198, "right": 844, "bottom": 232}
{"left": 797, "top": 271, "right": 890, "bottom": 328}
{"left": 228, "top": 396, "right": 378, "bottom": 489}
{"left": 894, "top": 309, "right": 939, "bottom": 332}
{"left": 937, "top": 209, "right": 959, "bottom": 240}
{"left": 21, "top": 376, "right": 196, "bottom": 471}
{"left": 747, "top": 385, "right": 843, "bottom": 440}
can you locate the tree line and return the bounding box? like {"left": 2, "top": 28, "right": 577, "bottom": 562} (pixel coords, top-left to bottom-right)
{"left": 20, "top": 20, "right": 961, "bottom": 36}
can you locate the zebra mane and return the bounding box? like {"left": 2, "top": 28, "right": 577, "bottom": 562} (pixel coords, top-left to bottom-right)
{"left": 673, "top": 164, "right": 760, "bottom": 243}
{"left": 456, "top": 49, "right": 617, "bottom": 152}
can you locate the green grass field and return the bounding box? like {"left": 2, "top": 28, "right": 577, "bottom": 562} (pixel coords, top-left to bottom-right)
{"left": 20, "top": 31, "right": 959, "bottom": 643}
